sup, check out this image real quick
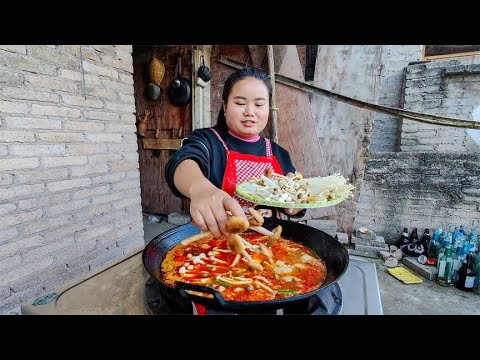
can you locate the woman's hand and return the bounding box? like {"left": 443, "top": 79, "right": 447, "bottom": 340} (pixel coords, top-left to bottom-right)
{"left": 174, "top": 160, "right": 247, "bottom": 238}
{"left": 189, "top": 182, "right": 246, "bottom": 238}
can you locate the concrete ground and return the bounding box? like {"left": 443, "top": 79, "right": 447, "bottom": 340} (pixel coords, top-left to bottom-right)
{"left": 374, "top": 257, "right": 480, "bottom": 315}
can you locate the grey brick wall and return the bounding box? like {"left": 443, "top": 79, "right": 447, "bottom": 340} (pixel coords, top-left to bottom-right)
{"left": 369, "top": 46, "right": 422, "bottom": 152}
{"left": 402, "top": 56, "right": 480, "bottom": 152}
{"left": 354, "top": 152, "right": 480, "bottom": 244}
{"left": 0, "top": 45, "right": 144, "bottom": 314}
{"left": 359, "top": 48, "right": 480, "bottom": 247}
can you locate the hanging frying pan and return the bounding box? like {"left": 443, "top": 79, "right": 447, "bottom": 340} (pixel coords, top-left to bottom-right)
{"left": 168, "top": 57, "right": 191, "bottom": 106}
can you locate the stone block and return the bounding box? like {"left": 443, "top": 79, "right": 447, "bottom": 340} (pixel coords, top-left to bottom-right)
{"left": 347, "top": 247, "right": 379, "bottom": 259}
{"left": 168, "top": 212, "right": 191, "bottom": 225}
{"left": 355, "top": 243, "right": 389, "bottom": 253}
{"left": 306, "top": 219, "right": 337, "bottom": 231}
{"left": 321, "top": 229, "right": 336, "bottom": 237}
{"left": 335, "top": 232, "right": 349, "bottom": 244}
{"left": 353, "top": 228, "right": 376, "bottom": 241}
{"left": 402, "top": 256, "right": 438, "bottom": 281}
{"left": 351, "top": 235, "right": 370, "bottom": 245}
{"left": 375, "top": 236, "right": 385, "bottom": 244}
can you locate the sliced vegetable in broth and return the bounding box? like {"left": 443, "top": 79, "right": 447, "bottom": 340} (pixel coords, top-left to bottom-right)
{"left": 161, "top": 232, "right": 327, "bottom": 301}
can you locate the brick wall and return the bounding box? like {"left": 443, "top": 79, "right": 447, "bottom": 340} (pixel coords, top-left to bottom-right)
{"left": 354, "top": 152, "right": 480, "bottom": 244}
{"left": 0, "top": 45, "right": 144, "bottom": 314}
{"left": 369, "top": 45, "right": 421, "bottom": 152}
{"left": 402, "top": 56, "right": 480, "bottom": 152}
{"left": 356, "top": 48, "right": 480, "bottom": 246}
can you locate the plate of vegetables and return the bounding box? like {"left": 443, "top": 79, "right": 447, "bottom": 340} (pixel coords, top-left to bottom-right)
{"left": 235, "top": 172, "right": 355, "bottom": 209}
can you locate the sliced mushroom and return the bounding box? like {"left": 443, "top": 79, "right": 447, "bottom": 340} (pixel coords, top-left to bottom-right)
{"left": 247, "top": 259, "right": 264, "bottom": 271}
{"left": 225, "top": 216, "right": 249, "bottom": 234}
{"left": 181, "top": 231, "right": 212, "bottom": 246}
{"left": 228, "top": 234, "right": 246, "bottom": 254}
{"left": 247, "top": 207, "right": 264, "bottom": 226}
{"left": 249, "top": 225, "right": 274, "bottom": 237}
{"left": 258, "top": 242, "right": 273, "bottom": 262}
{"left": 264, "top": 167, "right": 274, "bottom": 178}
{"left": 230, "top": 233, "right": 264, "bottom": 271}
{"left": 248, "top": 217, "right": 263, "bottom": 227}
{"left": 267, "top": 225, "right": 282, "bottom": 246}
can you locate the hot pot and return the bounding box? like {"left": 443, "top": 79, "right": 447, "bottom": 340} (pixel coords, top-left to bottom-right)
{"left": 142, "top": 217, "right": 349, "bottom": 313}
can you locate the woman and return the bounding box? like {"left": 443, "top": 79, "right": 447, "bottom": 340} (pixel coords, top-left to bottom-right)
{"left": 165, "top": 67, "right": 305, "bottom": 238}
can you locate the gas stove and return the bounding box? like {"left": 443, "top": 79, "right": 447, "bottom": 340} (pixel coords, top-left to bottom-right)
{"left": 21, "top": 246, "right": 382, "bottom": 315}
{"left": 144, "top": 276, "right": 344, "bottom": 315}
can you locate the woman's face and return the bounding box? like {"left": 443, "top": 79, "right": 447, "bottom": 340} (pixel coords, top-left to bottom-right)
{"left": 224, "top": 77, "right": 270, "bottom": 138}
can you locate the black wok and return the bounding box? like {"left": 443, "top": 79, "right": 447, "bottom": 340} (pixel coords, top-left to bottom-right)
{"left": 142, "top": 218, "right": 349, "bottom": 313}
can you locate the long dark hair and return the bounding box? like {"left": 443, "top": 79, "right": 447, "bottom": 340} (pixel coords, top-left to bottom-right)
{"left": 214, "top": 67, "right": 272, "bottom": 132}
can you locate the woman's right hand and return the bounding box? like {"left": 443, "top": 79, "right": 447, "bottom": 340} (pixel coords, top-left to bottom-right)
{"left": 173, "top": 159, "right": 247, "bottom": 238}
{"left": 189, "top": 182, "right": 247, "bottom": 239}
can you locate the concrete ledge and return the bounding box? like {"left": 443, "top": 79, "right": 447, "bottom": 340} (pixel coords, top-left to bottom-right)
{"left": 402, "top": 256, "right": 438, "bottom": 280}
{"left": 167, "top": 212, "right": 192, "bottom": 225}
{"left": 355, "top": 243, "right": 389, "bottom": 251}
{"left": 335, "top": 232, "right": 349, "bottom": 244}
{"left": 306, "top": 219, "right": 337, "bottom": 231}
{"left": 348, "top": 247, "right": 381, "bottom": 259}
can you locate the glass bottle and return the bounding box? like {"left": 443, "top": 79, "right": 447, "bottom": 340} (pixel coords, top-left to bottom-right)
{"left": 421, "top": 229, "right": 431, "bottom": 247}
{"left": 473, "top": 253, "right": 480, "bottom": 295}
{"left": 455, "top": 253, "right": 476, "bottom": 291}
{"left": 427, "top": 231, "right": 440, "bottom": 259}
{"left": 409, "top": 228, "right": 419, "bottom": 245}
{"left": 417, "top": 228, "right": 430, "bottom": 256}
{"left": 436, "top": 245, "right": 453, "bottom": 286}
{"left": 399, "top": 227, "right": 409, "bottom": 247}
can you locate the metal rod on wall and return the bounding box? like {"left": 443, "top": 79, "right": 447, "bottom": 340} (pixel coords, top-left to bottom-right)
{"left": 267, "top": 45, "right": 279, "bottom": 142}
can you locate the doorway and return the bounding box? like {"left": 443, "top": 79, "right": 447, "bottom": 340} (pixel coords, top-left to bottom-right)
{"left": 132, "top": 45, "right": 193, "bottom": 215}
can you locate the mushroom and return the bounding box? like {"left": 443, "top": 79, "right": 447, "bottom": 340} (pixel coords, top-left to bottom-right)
{"left": 258, "top": 242, "right": 273, "bottom": 262}
{"left": 227, "top": 234, "right": 246, "bottom": 254}
{"left": 181, "top": 231, "right": 212, "bottom": 246}
{"left": 247, "top": 207, "right": 264, "bottom": 227}
{"left": 225, "top": 216, "right": 249, "bottom": 234}
{"left": 229, "top": 234, "right": 263, "bottom": 271}
{"left": 248, "top": 224, "right": 282, "bottom": 247}
{"left": 181, "top": 215, "right": 248, "bottom": 246}
{"left": 267, "top": 225, "right": 282, "bottom": 246}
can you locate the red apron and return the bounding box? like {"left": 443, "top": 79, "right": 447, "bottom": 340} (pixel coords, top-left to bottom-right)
{"left": 211, "top": 128, "right": 283, "bottom": 208}
{"left": 192, "top": 129, "right": 283, "bottom": 315}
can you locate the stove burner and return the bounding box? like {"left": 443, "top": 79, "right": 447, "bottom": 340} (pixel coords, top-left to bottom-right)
{"left": 144, "top": 277, "right": 342, "bottom": 315}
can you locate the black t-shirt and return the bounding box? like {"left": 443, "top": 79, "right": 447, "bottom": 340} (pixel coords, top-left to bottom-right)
{"left": 164, "top": 126, "right": 306, "bottom": 218}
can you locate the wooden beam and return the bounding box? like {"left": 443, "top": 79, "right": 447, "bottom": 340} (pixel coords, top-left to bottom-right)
{"left": 267, "top": 45, "right": 278, "bottom": 143}
{"left": 217, "top": 56, "right": 480, "bottom": 131}
{"left": 143, "top": 139, "right": 182, "bottom": 150}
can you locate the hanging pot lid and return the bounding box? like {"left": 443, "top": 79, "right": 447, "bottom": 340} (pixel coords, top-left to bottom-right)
{"left": 168, "top": 57, "right": 191, "bottom": 106}
{"left": 146, "top": 83, "right": 161, "bottom": 101}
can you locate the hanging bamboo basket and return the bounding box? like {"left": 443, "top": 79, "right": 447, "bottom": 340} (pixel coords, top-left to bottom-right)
{"left": 148, "top": 57, "right": 165, "bottom": 85}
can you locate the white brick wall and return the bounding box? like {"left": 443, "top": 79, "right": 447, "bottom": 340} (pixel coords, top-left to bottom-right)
{"left": 402, "top": 57, "right": 480, "bottom": 152}
{"left": 355, "top": 152, "right": 480, "bottom": 244}
{"left": 0, "top": 45, "right": 143, "bottom": 315}
{"left": 369, "top": 45, "right": 422, "bottom": 152}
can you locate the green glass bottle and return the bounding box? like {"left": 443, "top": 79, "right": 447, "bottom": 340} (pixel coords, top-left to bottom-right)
{"left": 436, "top": 245, "right": 453, "bottom": 287}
